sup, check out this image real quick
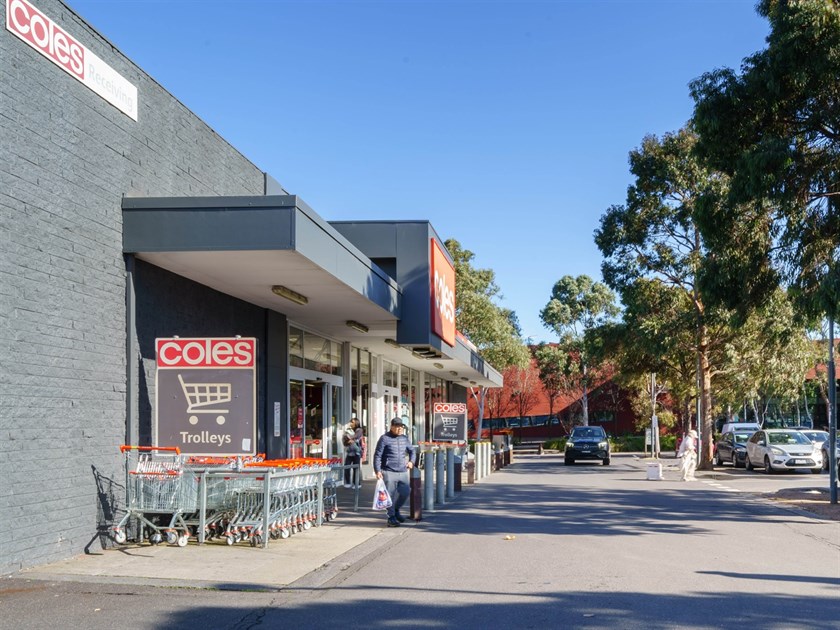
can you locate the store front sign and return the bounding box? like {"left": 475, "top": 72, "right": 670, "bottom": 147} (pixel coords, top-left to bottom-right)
{"left": 155, "top": 337, "right": 256, "bottom": 455}
{"left": 432, "top": 402, "right": 467, "bottom": 442}
{"left": 6, "top": 0, "right": 138, "bottom": 120}
{"left": 430, "top": 238, "right": 456, "bottom": 346}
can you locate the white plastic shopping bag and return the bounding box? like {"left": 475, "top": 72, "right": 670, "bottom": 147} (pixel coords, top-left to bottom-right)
{"left": 372, "top": 478, "right": 393, "bottom": 510}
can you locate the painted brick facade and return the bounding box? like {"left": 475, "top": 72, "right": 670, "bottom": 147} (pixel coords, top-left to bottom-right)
{"left": 0, "top": 0, "right": 266, "bottom": 573}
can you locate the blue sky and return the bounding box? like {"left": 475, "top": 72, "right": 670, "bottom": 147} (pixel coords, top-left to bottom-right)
{"left": 69, "top": 0, "right": 769, "bottom": 343}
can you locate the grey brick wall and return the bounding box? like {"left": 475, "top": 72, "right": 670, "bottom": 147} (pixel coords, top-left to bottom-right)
{"left": 132, "top": 260, "right": 270, "bottom": 447}
{"left": 1, "top": 0, "right": 266, "bottom": 573}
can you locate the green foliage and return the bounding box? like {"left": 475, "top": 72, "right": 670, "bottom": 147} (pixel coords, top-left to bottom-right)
{"left": 540, "top": 275, "right": 618, "bottom": 425}
{"left": 690, "top": 0, "right": 840, "bottom": 320}
{"left": 540, "top": 275, "right": 619, "bottom": 343}
{"left": 446, "top": 238, "right": 529, "bottom": 369}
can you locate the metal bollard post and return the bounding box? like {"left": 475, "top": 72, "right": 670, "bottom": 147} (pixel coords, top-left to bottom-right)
{"left": 409, "top": 466, "right": 422, "bottom": 521}
{"left": 454, "top": 448, "right": 463, "bottom": 492}
{"left": 484, "top": 442, "right": 491, "bottom": 477}
{"left": 435, "top": 448, "right": 446, "bottom": 505}
{"left": 423, "top": 448, "right": 436, "bottom": 512}
{"left": 446, "top": 446, "right": 456, "bottom": 499}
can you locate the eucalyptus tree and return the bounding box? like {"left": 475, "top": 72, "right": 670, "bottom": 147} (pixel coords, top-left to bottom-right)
{"left": 595, "top": 128, "right": 731, "bottom": 467}
{"left": 540, "top": 275, "right": 619, "bottom": 425}
{"left": 532, "top": 343, "right": 570, "bottom": 423}
{"left": 715, "top": 289, "right": 816, "bottom": 424}
{"left": 691, "top": 0, "right": 839, "bottom": 491}
{"left": 691, "top": 0, "right": 840, "bottom": 322}
{"left": 445, "top": 239, "right": 529, "bottom": 438}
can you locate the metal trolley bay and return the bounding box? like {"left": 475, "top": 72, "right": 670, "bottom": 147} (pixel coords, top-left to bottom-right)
{"left": 112, "top": 447, "right": 344, "bottom": 548}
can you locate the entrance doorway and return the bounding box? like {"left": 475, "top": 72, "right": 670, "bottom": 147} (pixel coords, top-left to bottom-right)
{"left": 289, "top": 379, "right": 342, "bottom": 459}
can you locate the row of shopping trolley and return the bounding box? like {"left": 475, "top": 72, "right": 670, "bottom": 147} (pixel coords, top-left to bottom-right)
{"left": 111, "top": 446, "right": 347, "bottom": 548}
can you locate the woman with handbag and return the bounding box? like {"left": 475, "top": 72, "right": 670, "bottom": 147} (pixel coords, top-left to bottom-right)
{"left": 343, "top": 417, "right": 363, "bottom": 488}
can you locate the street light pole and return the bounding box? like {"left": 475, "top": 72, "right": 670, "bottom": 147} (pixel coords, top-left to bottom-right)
{"left": 829, "top": 317, "right": 837, "bottom": 505}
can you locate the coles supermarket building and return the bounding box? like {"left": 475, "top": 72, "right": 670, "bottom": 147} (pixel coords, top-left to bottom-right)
{"left": 1, "top": 0, "right": 502, "bottom": 573}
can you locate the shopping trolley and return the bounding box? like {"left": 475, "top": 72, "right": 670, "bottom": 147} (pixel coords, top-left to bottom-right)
{"left": 178, "top": 373, "right": 231, "bottom": 426}
{"left": 111, "top": 445, "right": 197, "bottom": 547}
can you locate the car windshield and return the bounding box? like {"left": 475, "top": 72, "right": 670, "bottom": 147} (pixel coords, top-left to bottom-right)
{"left": 571, "top": 427, "right": 605, "bottom": 438}
{"left": 733, "top": 432, "right": 752, "bottom": 443}
{"left": 767, "top": 432, "right": 812, "bottom": 445}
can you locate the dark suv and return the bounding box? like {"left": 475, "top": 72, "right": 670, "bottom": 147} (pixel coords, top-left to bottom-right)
{"left": 564, "top": 426, "right": 610, "bottom": 465}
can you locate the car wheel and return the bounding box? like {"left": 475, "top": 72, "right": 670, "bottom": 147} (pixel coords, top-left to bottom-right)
{"left": 745, "top": 454, "right": 754, "bottom": 471}
{"left": 715, "top": 451, "right": 723, "bottom": 466}
{"left": 764, "top": 456, "right": 775, "bottom": 474}
{"left": 823, "top": 450, "right": 829, "bottom": 472}
{"left": 602, "top": 457, "right": 610, "bottom": 466}
{"left": 732, "top": 452, "right": 740, "bottom": 468}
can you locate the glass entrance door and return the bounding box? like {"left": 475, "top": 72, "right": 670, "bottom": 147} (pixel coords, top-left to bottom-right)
{"left": 304, "top": 381, "right": 325, "bottom": 458}
{"left": 290, "top": 379, "right": 341, "bottom": 459}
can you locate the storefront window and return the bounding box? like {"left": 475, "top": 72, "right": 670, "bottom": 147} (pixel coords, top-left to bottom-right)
{"left": 289, "top": 327, "right": 303, "bottom": 368}
{"left": 294, "top": 329, "right": 343, "bottom": 375}
{"left": 383, "top": 360, "right": 398, "bottom": 388}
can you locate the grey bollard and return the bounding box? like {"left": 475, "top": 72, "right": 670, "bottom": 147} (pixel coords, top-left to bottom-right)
{"left": 435, "top": 448, "right": 446, "bottom": 505}
{"left": 423, "top": 449, "right": 436, "bottom": 512}
{"left": 446, "top": 447, "right": 456, "bottom": 499}
{"left": 409, "top": 466, "right": 422, "bottom": 521}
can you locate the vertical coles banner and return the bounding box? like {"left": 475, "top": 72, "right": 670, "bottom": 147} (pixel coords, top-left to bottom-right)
{"left": 155, "top": 337, "right": 256, "bottom": 455}
{"left": 430, "top": 239, "right": 456, "bottom": 346}
{"left": 432, "top": 402, "right": 467, "bottom": 442}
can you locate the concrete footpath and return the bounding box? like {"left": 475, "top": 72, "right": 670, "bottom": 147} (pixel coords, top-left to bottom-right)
{"left": 17, "top": 478, "right": 408, "bottom": 592}
{"left": 17, "top": 452, "right": 818, "bottom": 591}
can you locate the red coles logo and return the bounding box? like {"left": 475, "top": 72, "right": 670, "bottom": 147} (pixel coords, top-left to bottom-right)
{"left": 156, "top": 338, "right": 256, "bottom": 368}
{"left": 430, "top": 239, "right": 456, "bottom": 346}
{"left": 6, "top": 0, "right": 85, "bottom": 79}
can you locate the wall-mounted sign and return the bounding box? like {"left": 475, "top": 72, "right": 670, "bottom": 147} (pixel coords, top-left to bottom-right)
{"left": 155, "top": 337, "right": 256, "bottom": 455}
{"left": 430, "top": 238, "right": 456, "bottom": 346}
{"left": 6, "top": 0, "right": 138, "bottom": 120}
{"left": 432, "top": 402, "right": 467, "bottom": 442}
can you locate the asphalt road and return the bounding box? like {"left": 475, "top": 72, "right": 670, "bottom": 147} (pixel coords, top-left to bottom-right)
{"left": 3, "top": 453, "right": 839, "bottom": 629}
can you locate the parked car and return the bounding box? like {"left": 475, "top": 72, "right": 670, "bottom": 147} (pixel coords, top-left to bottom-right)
{"left": 800, "top": 430, "right": 829, "bottom": 451}
{"left": 821, "top": 437, "right": 840, "bottom": 473}
{"left": 745, "top": 429, "right": 822, "bottom": 474}
{"left": 714, "top": 430, "right": 754, "bottom": 467}
{"left": 720, "top": 421, "right": 761, "bottom": 436}
{"left": 564, "top": 425, "right": 610, "bottom": 466}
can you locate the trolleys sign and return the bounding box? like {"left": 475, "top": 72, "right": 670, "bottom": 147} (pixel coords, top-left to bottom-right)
{"left": 432, "top": 402, "right": 467, "bottom": 442}
{"left": 155, "top": 337, "right": 256, "bottom": 455}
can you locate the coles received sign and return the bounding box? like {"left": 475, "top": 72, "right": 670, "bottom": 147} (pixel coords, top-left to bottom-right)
{"left": 432, "top": 402, "right": 467, "bottom": 442}
{"left": 155, "top": 337, "right": 256, "bottom": 455}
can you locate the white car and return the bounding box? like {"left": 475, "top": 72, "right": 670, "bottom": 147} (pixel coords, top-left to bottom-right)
{"left": 745, "top": 429, "right": 822, "bottom": 474}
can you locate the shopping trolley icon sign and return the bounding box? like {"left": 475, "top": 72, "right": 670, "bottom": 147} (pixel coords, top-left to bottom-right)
{"left": 155, "top": 337, "right": 257, "bottom": 456}
{"left": 432, "top": 402, "right": 467, "bottom": 442}
{"left": 178, "top": 374, "right": 231, "bottom": 425}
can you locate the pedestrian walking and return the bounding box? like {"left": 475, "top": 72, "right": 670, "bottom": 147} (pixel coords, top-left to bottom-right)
{"left": 373, "top": 417, "right": 416, "bottom": 527}
{"left": 343, "top": 417, "right": 363, "bottom": 488}
{"left": 677, "top": 429, "right": 698, "bottom": 481}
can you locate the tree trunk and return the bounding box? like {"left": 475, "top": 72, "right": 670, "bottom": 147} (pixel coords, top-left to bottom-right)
{"left": 470, "top": 387, "right": 487, "bottom": 439}
{"left": 581, "top": 362, "right": 589, "bottom": 426}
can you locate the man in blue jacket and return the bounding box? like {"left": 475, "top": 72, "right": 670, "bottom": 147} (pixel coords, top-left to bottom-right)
{"left": 373, "top": 417, "right": 416, "bottom": 527}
